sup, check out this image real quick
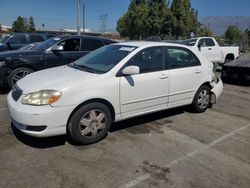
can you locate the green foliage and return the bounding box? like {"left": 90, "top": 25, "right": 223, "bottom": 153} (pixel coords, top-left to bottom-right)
{"left": 117, "top": 0, "right": 200, "bottom": 39}
{"left": 12, "top": 16, "right": 36, "bottom": 33}
{"left": 197, "top": 25, "right": 213, "bottom": 37}
{"left": 28, "top": 17, "right": 36, "bottom": 32}
{"left": 224, "top": 25, "right": 242, "bottom": 45}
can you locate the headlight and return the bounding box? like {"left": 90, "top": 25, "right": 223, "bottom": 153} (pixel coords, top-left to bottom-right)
{"left": 22, "top": 90, "right": 62, "bottom": 106}
{"left": 0, "top": 61, "right": 5, "bottom": 68}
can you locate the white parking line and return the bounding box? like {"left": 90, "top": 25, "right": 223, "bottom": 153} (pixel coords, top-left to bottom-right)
{"left": 120, "top": 124, "right": 250, "bottom": 188}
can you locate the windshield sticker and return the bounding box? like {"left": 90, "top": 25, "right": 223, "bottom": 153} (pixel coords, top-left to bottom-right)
{"left": 53, "top": 38, "right": 61, "bottom": 41}
{"left": 119, "top": 47, "right": 135, "bottom": 52}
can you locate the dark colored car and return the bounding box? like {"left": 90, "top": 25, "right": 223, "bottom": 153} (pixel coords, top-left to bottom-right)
{"left": 221, "top": 54, "right": 250, "bottom": 83}
{"left": 0, "top": 35, "right": 116, "bottom": 88}
{"left": 0, "top": 33, "right": 49, "bottom": 52}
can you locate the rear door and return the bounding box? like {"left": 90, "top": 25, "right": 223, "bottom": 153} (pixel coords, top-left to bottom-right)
{"left": 45, "top": 37, "right": 85, "bottom": 68}
{"left": 166, "top": 46, "right": 204, "bottom": 107}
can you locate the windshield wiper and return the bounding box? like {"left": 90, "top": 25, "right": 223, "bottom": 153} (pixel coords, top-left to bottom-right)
{"left": 69, "top": 63, "right": 104, "bottom": 74}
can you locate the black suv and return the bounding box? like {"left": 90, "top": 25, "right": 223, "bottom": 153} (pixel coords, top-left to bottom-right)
{"left": 0, "top": 35, "right": 116, "bottom": 88}
{"left": 0, "top": 33, "right": 49, "bottom": 52}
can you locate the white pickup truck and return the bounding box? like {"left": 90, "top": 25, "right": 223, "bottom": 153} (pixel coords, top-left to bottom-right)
{"left": 181, "top": 37, "right": 239, "bottom": 65}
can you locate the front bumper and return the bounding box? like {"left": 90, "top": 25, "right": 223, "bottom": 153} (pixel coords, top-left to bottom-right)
{"left": 210, "top": 78, "right": 223, "bottom": 104}
{"left": 7, "top": 91, "right": 75, "bottom": 137}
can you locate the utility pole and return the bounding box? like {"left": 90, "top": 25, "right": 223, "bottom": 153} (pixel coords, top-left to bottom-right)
{"left": 83, "top": 2, "right": 85, "bottom": 34}
{"left": 77, "top": 0, "right": 81, "bottom": 35}
{"left": 100, "top": 14, "right": 108, "bottom": 34}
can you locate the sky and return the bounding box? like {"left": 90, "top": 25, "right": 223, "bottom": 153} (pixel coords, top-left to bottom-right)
{"left": 1, "top": 0, "right": 250, "bottom": 32}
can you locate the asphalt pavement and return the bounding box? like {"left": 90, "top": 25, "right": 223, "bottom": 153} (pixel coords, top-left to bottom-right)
{"left": 0, "top": 82, "right": 250, "bottom": 188}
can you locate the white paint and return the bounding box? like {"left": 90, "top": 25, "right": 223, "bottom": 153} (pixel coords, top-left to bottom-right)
{"left": 121, "top": 124, "right": 250, "bottom": 188}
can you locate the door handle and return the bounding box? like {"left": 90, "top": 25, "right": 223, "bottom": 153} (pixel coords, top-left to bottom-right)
{"left": 208, "top": 48, "right": 212, "bottom": 50}
{"left": 194, "top": 69, "right": 202, "bottom": 74}
{"left": 159, "top": 74, "right": 169, "bottom": 79}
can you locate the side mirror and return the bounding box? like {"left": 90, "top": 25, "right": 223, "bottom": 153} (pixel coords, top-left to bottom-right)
{"left": 52, "top": 45, "right": 64, "bottom": 53}
{"left": 122, "top": 66, "right": 140, "bottom": 76}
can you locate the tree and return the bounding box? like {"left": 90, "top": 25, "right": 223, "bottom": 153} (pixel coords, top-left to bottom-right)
{"left": 171, "top": 0, "right": 199, "bottom": 38}
{"left": 28, "top": 16, "right": 36, "bottom": 32}
{"left": 224, "top": 25, "right": 242, "bottom": 45}
{"left": 197, "top": 24, "right": 213, "bottom": 37}
{"left": 12, "top": 16, "right": 28, "bottom": 32}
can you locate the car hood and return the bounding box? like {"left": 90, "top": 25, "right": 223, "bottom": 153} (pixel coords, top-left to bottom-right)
{"left": 17, "top": 65, "right": 99, "bottom": 94}
{"left": 0, "top": 49, "right": 42, "bottom": 58}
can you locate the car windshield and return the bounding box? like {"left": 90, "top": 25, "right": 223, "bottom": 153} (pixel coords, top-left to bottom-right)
{"left": 0, "top": 36, "right": 9, "bottom": 43}
{"left": 70, "top": 45, "right": 137, "bottom": 74}
{"left": 32, "top": 37, "right": 62, "bottom": 51}
{"left": 181, "top": 39, "right": 197, "bottom": 46}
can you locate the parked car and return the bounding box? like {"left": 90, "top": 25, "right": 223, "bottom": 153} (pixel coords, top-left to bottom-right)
{"left": 0, "top": 33, "right": 48, "bottom": 52}
{"left": 18, "top": 42, "right": 41, "bottom": 51}
{"left": 7, "top": 42, "right": 223, "bottom": 144}
{"left": 0, "top": 35, "right": 116, "bottom": 88}
{"left": 221, "top": 53, "right": 250, "bottom": 82}
{"left": 180, "top": 37, "right": 240, "bottom": 65}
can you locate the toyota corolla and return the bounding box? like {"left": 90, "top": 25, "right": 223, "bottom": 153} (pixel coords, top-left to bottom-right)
{"left": 7, "top": 42, "right": 223, "bottom": 144}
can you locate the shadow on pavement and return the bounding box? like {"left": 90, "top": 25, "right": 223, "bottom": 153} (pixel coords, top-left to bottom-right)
{"left": 110, "top": 106, "right": 185, "bottom": 132}
{"left": 11, "top": 107, "right": 186, "bottom": 148}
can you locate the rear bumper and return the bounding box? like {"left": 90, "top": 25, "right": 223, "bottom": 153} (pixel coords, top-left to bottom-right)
{"left": 210, "top": 78, "right": 223, "bottom": 104}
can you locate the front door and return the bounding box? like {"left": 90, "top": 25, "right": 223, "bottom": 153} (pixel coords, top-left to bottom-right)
{"left": 198, "top": 38, "right": 222, "bottom": 63}
{"left": 120, "top": 46, "right": 169, "bottom": 118}
{"left": 45, "top": 37, "right": 85, "bottom": 68}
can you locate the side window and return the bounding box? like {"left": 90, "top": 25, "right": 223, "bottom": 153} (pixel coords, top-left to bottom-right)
{"left": 166, "top": 47, "right": 200, "bottom": 69}
{"left": 57, "top": 38, "right": 80, "bottom": 51}
{"left": 82, "top": 38, "right": 104, "bottom": 51}
{"left": 30, "top": 35, "right": 44, "bottom": 43}
{"left": 199, "top": 39, "right": 206, "bottom": 47}
{"left": 127, "top": 47, "right": 164, "bottom": 74}
{"left": 9, "top": 35, "right": 27, "bottom": 44}
{"left": 205, "top": 38, "right": 215, "bottom": 47}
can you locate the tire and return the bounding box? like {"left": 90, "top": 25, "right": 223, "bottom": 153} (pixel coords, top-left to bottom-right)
{"left": 68, "top": 102, "right": 112, "bottom": 144}
{"left": 191, "top": 85, "right": 211, "bottom": 113}
{"left": 8, "top": 67, "right": 34, "bottom": 88}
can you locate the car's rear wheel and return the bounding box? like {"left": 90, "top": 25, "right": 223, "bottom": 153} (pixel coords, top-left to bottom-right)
{"left": 8, "top": 67, "right": 34, "bottom": 88}
{"left": 191, "top": 85, "right": 211, "bottom": 113}
{"left": 68, "top": 102, "right": 112, "bottom": 144}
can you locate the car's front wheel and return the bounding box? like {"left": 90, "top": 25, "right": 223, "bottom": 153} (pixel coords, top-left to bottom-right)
{"left": 191, "top": 85, "right": 211, "bottom": 113}
{"left": 68, "top": 102, "right": 112, "bottom": 144}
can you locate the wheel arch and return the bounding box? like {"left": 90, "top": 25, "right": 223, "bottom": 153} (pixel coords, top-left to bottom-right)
{"left": 225, "top": 53, "right": 235, "bottom": 61}
{"left": 67, "top": 98, "right": 116, "bottom": 128}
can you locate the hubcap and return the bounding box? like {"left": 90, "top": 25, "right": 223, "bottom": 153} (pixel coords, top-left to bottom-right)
{"left": 79, "top": 109, "right": 107, "bottom": 139}
{"left": 11, "top": 70, "right": 31, "bottom": 86}
{"left": 197, "top": 89, "right": 210, "bottom": 109}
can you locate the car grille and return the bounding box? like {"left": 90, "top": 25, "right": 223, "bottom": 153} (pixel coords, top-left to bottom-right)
{"left": 12, "top": 85, "right": 23, "bottom": 101}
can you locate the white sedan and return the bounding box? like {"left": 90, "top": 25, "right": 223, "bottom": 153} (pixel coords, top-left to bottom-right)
{"left": 7, "top": 42, "right": 223, "bottom": 144}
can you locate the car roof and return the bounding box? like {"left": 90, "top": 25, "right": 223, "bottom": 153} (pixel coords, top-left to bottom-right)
{"left": 112, "top": 41, "right": 188, "bottom": 48}
{"left": 54, "top": 35, "right": 114, "bottom": 41}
